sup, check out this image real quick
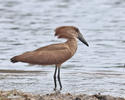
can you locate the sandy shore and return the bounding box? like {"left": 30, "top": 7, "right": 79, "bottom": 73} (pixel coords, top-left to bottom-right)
{"left": 0, "top": 90, "right": 125, "bottom": 100}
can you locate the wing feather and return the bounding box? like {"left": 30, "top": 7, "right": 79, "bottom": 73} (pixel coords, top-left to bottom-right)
{"left": 14, "top": 47, "right": 72, "bottom": 65}
{"left": 35, "top": 43, "right": 68, "bottom": 51}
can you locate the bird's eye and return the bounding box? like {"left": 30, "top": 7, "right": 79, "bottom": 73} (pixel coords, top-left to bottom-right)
{"left": 75, "top": 28, "right": 79, "bottom": 33}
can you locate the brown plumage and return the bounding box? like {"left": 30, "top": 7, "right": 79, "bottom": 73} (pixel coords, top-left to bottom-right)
{"left": 10, "top": 26, "right": 89, "bottom": 90}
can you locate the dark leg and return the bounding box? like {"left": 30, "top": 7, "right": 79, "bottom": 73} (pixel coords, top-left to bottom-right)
{"left": 53, "top": 65, "right": 57, "bottom": 90}
{"left": 57, "top": 67, "right": 62, "bottom": 90}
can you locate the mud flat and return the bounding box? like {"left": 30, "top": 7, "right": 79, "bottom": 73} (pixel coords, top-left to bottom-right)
{"left": 0, "top": 90, "right": 125, "bottom": 100}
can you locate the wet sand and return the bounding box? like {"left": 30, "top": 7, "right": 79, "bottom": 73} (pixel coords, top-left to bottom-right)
{"left": 0, "top": 90, "right": 124, "bottom": 100}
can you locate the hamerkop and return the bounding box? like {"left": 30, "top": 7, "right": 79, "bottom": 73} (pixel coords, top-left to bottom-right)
{"left": 10, "top": 26, "right": 89, "bottom": 90}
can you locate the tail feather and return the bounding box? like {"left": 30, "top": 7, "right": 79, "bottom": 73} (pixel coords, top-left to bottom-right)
{"left": 10, "top": 56, "right": 18, "bottom": 63}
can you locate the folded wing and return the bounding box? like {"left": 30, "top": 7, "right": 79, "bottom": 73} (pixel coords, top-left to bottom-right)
{"left": 11, "top": 46, "right": 72, "bottom": 65}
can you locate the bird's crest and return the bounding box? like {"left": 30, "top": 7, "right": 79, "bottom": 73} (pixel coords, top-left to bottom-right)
{"left": 55, "top": 26, "right": 79, "bottom": 39}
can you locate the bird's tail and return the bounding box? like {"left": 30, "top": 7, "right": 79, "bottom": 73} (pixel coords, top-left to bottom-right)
{"left": 10, "top": 56, "right": 18, "bottom": 63}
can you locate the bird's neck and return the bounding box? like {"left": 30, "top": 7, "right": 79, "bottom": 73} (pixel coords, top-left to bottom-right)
{"left": 66, "top": 38, "right": 77, "bottom": 54}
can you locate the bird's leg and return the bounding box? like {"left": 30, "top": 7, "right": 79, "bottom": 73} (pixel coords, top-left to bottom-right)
{"left": 53, "top": 65, "right": 57, "bottom": 90}
{"left": 57, "top": 67, "right": 62, "bottom": 90}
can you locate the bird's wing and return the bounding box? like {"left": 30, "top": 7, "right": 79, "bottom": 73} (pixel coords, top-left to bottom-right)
{"left": 35, "top": 43, "right": 67, "bottom": 51}
{"left": 13, "top": 47, "right": 72, "bottom": 65}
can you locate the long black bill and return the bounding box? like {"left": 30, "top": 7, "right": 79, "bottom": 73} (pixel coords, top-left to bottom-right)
{"left": 78, "top": 33, "right": 89, "bottom": 47}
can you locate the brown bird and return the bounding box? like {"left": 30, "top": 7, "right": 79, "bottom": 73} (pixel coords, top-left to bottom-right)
{"left": 10, "top": 26, "right": 89, "bottom": 90}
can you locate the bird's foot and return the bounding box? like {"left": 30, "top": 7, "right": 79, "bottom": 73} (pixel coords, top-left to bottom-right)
{"left": 54, "top": 88, "right": 56, "bottom": 91}
{"left": 53, "top": 87, "right": 62, "bottom": 92}
{"left": 60, "top": 87, "right": 62, "bottom": 90}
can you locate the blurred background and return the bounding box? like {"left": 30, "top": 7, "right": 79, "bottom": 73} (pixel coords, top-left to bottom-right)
{"left": 0, "top": 0, "right": 125, "bottom": 97}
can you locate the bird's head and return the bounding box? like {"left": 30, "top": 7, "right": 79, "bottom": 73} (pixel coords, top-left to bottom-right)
{"left": 55, "top": 26, "right": 89, "bottom": 47}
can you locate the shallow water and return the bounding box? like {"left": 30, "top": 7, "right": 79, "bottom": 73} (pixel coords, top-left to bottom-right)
{"left": 0, "top": 0, "right": 125, "bottom": 97}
